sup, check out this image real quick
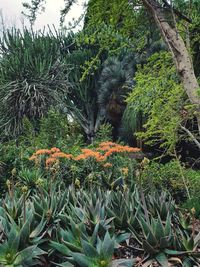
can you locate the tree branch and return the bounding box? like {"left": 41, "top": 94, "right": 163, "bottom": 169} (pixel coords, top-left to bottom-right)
{"left": 180, "top": 125, "right": 200, "bottom": 150}
{"left": 161, "top": 0, "right": 192, "bottom": 23}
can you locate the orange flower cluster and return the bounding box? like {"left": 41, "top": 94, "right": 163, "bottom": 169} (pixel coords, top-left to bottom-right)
{"left": 29, "top": 147, "right": 72, "bottom": 167}
{"left": 97, "top": 142, "right": 140, "bottom": 159}
{"left": 51, "top": 147, "right": 60, "bottom": 153}
{"left": 97, "top": 145, "right": 111, "bottom": 151}
{"left": 46, "top": 157, "right": 58, "bottom": 167}
{"left": 103, "top": 163, "right": 113, "bottom": 168}
{"left": 29, "top": 142, "right": 141, "bottom": 167}
{"left": 99, "top": 141, "right": 116, "bottom": 147}
{"left": 35, "top": 149, "right": 52, "bottom": 155}
{"left": 74, "top": 142, "right": 140, "bottom": 162}
{"left": 52, "top": 152, "right": 73, "bottom": 159}
{"left": 29, "top": 155, "right": 37, "bottom": 161}
{"left": 74, "top": 149, "right": 104, "bottom": 162}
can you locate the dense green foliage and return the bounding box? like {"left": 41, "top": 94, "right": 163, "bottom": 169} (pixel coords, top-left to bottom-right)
{"left": 0, "top": 29, "right": 69, "bottom": 138}
{"left": 0, "top": 0, "right": 200, "bottom": 265}
{"left": 126, "top": 52, "right": 186, "bottom": 152}
{"left": 1, "top": 175, "right": 200, "bottom": 266}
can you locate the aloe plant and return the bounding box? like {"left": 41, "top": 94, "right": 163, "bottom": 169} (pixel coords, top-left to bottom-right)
{"left": 18, "top": 168, "right": 45, "bottom": 189}
{"left": 71, "top": 232, "right": 135, "bottom": 267}
{"left": 32, "top": 187, "right": 68, "bottom": 224}
{"left": 129, "top": 212, "right": 176, "bottom": 266}
{"left": 52, "top": 231, "right": 136, "bottom": 267}
{"left": 147, "top": 191, "right": 176, "bottom": 220}
{"left": 107, "top": 189, "right": 141, "bottom": 231}
{"left": 0, "top": 209, "right": 46, "bottom": 266}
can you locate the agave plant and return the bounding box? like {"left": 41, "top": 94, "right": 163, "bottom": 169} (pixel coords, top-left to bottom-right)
{"left": 52, "top": 219, "right": 93, "bottom": 255}
{"left": 82, "top": 193, "right": 114, "bottom": 233}
{"left": 164, "top": 231, "right": 200, "bottom": 266}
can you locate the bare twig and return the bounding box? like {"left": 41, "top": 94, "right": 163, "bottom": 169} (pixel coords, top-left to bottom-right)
{"left": 161, "top": 0, "right": 192, "bottom": 23}
{"left": 180, "top": 124, "right": 200, "bottom": 150}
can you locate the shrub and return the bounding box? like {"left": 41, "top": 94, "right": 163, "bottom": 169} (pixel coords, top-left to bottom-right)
{"left": 28, "top": 141, "right": 140, "bottom": 189}
{"left": 140, "top": 160, "right": 200, "bottom": 203}
{"left": 182, "top": 197, "right": 200, "bottom": 218}
{"left": 0, "top": 111, "right": 84, "bottom": 191}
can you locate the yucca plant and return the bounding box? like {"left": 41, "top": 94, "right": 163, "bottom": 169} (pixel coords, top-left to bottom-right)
{"left": 62, "top": 48, "right": 104, "bottom": 143}
{"left": 0, "top": 28, "right": 69, "bottom": 138}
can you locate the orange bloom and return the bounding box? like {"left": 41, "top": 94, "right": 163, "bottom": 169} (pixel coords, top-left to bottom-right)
{"left": 35, "top": 149, "right": 51, "bottom": 155}
{"left": 103, "top": 163, "right": 112, "bottom": 168}
{"left": 81, "top": 148, "right": 94, "bottom": 154}
{"left": 97, "top": 145, "right": 111, "bottom": 151}
{"left": 103, "top": 145, "right": 141, "bottom": 158}
{"left": 46, "top": 157, "right": 58, "bottom": 167}
{"left": 95, "top": 155, "right": 106, "bottom": 162}
{"left": 122, "top": 146, "right": 140, "bottom": 152}
{"left": 80, "top": 149, "right": 103, "bottom": 160}
{"left": 29, "top": 154, "right": 37, "bottom": 161}
{"left": 52, "top": 152, "right": 73, "bottom": 159}
{"left": 74, "top": 154, "right": 87, "bottom": 161}
{"left": 51, "top": 147, "right": 60, "bottom": 153}
{"left": 121, "top": 167, "right": 129, "bottom": 175}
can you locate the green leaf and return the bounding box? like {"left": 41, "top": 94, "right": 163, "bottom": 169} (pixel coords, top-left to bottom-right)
{"left": 164, "top": 249, "right": 188, "bottom": 256}
{"left": 155, "top": 252, "right": 168, "bottom": 267}
{"left": 62, "top": 240, "right": 82, "bottom": 253}
{"left": 164, "top": 213, "right": 171, "bottom": 236}
{"left": 187, "top": 237, "right": 194, "bottom": 251}
{"left": 53, "top": 261, "right": 75, "bottom": 267}
{"left": 102, "top": 232, "right": 114, "bottom": 258}
{"left": 81, "top": 240, "right": 99, "bottom": 258}
{"left": 13, "top": 245, "right": 37, "bottom": 265}
{"left": 115, "top": 233, "right": 130, "bottom": 244}
{"left": 30, "top": 217, "right": 46, "bottom": 238}
{"left": 143, "top": 240, "right": 157, "bottom": 255}
{"left": 182, "top": 258, "right": 192, "bottom": 267}
{"left": 154, "top": 216, "right": 165, "bottom": 240}
{"left": 72, "top": 253, "right": 91, "bottom": 267}
{"left": 50, "top": 241, "right": 71, "bottom": 256}
{"left": 112, "top": 258, "right": 136, "bottom": 267}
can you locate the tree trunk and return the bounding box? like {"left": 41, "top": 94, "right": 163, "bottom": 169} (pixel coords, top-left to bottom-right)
{"left": 141, "top": 0, "right": 200, "bottom": 134}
